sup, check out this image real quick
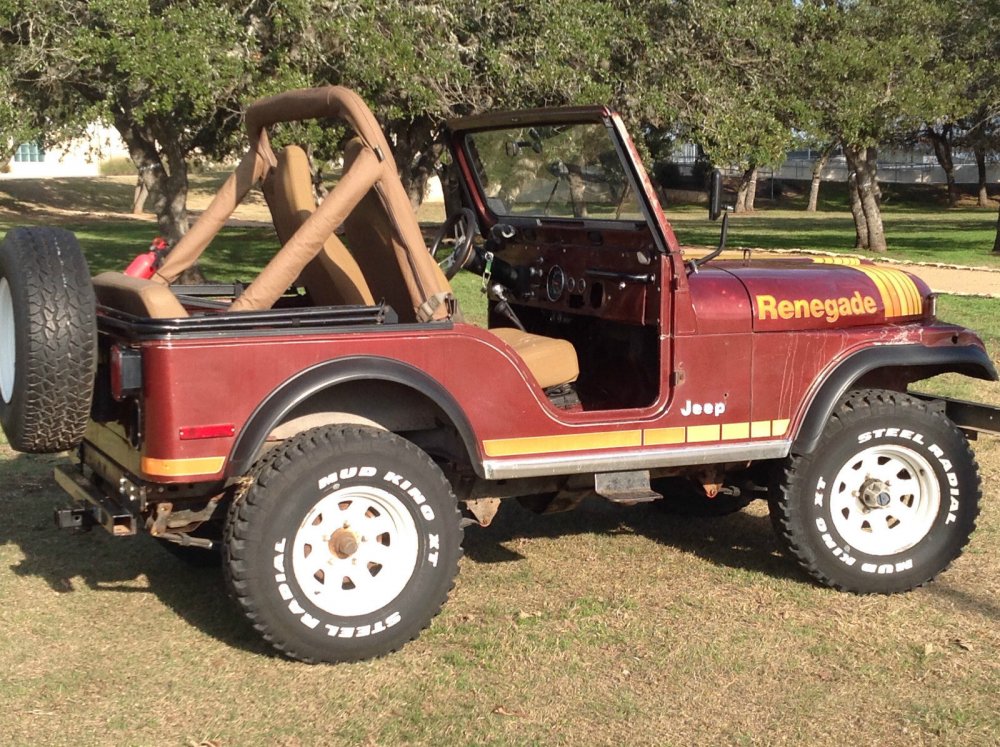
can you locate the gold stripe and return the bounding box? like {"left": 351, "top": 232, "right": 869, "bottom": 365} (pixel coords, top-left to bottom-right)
{"left": 898, "top": 271, "right": 921, "bottom": 315}
{"left": 856, "top": 266, "right": 922, "bottom": 318}
{"left": 812, "top": 257, "right": 861, "bottom": 266}
{"left": 879, "top": 267, "right": 911, "bottom": 315}
{"left": 686, "top": 424, "right": 721, "bottom": 443}
{"left": 884, "top": 267, "right": 921, "bottom": 316}
{"left": 142, "top": 456, "right": 226, "bottom": 477}
{"left": 644, "top": 427, "right": 686, "bottom": 446}
{"left": 482, "top": 430, "right": 642, "bottom": 458}
{"left": 872, "top": 268, "right": 901, "bottom": 317}
{"left": 721, "top": 422, "right": 750, "bottom": 440}
{"left": 483, "top": 418, "right": 795, "bottom": 457}
{"left": 856, "top": 266, "right": 898, "bottom": 317}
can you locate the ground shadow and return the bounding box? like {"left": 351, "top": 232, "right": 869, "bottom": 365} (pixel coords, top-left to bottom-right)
{"left": 463, "top": 494, "right": 803, "bottom": 585}
{"left": 2, "top": 450, "right": 806, "bottom": 658}
{"left": 0, "top": 451, "right": 274, "bottom": 658}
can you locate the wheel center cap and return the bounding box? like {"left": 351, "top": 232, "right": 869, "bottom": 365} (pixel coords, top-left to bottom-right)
{"left": 330, "top": 528, "right": 359, "bottom": 559}
{"left": 860, "top": 479, "right": 892, "bottom": 508}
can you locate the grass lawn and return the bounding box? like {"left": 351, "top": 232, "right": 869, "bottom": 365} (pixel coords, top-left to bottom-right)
{"left": 0, "top": 186, "right": 999, "bottom": 745}
{"left": 668, "top": 204, "right": 1000, "bottom": 268}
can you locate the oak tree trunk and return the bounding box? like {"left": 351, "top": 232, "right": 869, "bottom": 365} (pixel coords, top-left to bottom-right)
{"left": 846, "top": 167, "right": 868, "bottom": 249}
{"left": 806, "top": 145, "right": 833, "bottom": 212}
{"left": 975, "top": 145, "right": 989, "bottom": 208}
{"left": 388, "top": 116, "right": 442, "bottom": 211}
{"left": 745, "top": 168, "right": 759, "bottom": 212}
{"left": 844, "top": 145, "right": 887, "bottom": 253}
{"left": 113, "top": 112, "right": 203, "bottom": 283}
{"left": 993, "top": 201, "right": 1000, "bottom": 254}
{"left": 927, "top": 126, "right": 959, "bottom": 207}
{"left": 847, "top": 145, "right": 887, "bottom": 252}
{"left": 734, "top": 165, "right": 757, "bottom": 214}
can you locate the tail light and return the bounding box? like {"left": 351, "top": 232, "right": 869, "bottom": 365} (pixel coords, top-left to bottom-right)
{"left": 109, "top": 345, "right": 142, "bottom": 401}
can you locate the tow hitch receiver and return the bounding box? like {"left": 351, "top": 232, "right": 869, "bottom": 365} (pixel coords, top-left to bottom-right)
{"left": 53, "top": 465, "right": 137, "bottom": 536}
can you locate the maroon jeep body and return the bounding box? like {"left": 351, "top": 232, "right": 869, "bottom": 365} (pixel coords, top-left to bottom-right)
{"left": 0, "top": 86, "right": 996, "bottom": 663}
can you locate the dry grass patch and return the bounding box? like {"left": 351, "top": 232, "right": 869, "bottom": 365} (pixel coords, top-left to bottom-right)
{"left": 1, "top": 438, "right": 998, "bottom": 746}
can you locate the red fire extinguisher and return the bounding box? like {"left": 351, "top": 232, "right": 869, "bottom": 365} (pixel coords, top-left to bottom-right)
{"left": 124, "top": 236, "right": 170, "bottom": 279}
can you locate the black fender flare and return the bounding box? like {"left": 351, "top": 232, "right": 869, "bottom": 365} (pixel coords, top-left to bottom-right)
{"left": 227, "top": 356, "right": 482, "bottom": 477}
{"left": 791, "top": 344, "right": 997, "bottom": 454}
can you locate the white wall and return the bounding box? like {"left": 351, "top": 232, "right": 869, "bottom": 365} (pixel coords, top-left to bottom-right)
{"left": 2, "top": 124, "right": 130, "bottom": 179}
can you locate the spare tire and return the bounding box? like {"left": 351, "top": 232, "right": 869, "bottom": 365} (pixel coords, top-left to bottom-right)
{"left": 0, "top": 227, "right": 97, "bottom": 453}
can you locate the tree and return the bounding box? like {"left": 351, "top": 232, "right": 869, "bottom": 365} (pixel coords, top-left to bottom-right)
{"left": 641, "top": 0, "right": 798, "bottom": 214}
{"left": 0, "top": 0, "right": 310, "bottom": 273}
{"left": 806, "top": 141, "right": 836, "bottom": 212}
{"left": 311, "top": 0, "right": 644, "bottom": 208}
{"left": 795, "top": 0, "right": 959, "bottom": 252}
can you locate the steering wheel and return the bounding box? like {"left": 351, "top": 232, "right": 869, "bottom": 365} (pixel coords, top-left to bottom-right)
{"left": 430, "top": 208, "right": 477, "bottom": 280}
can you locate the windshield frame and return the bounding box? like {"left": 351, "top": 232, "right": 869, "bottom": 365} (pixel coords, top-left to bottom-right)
{"left": 448, "top": 108, "right": 671, "bottom": 255}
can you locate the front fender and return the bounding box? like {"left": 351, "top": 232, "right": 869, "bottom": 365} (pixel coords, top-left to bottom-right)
{"left": 226, "top": 356, "right": 481, "bottom": 477}
{"left": 791, "top": 344, "right": 997, "bottom": 454}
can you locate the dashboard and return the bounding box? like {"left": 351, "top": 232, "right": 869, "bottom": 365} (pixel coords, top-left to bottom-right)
{"left": 490, "top": 224, "right": 662, "bottom": 326}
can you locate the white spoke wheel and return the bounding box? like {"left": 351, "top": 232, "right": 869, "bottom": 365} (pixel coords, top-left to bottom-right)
{"left": 770, "top": 390, "right": 980, "bottom": 594}
{"left": 828, "top": 444, "right": 939, "bottom": 556}
{"left": 291, "top": 485, "right": 419, "bottom": 617}
{"left": 225, "top": 425, "right": 463, "bottom": 664}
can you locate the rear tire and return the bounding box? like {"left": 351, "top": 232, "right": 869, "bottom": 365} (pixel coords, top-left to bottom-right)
{"left": 225, "top": 425, "right": 463, "bottom": 663}
{"left": 0, "top": 227, "right": 96, "bottom": 453}
{"left": 769, "top": 390, "right": 979, "bottom": 594}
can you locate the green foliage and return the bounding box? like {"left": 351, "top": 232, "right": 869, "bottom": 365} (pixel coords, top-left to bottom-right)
{"left": 794, "top": 0, "right": 961, "bottom": 147}
{"left": 641, "top": 0, "right": 798, "bottom": 169}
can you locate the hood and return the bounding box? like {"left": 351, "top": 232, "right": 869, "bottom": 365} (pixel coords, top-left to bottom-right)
{"left": 717, "top": 257, "right": 929, "bottom": 332}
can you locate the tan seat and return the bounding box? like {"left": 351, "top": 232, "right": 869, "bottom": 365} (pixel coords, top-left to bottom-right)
{"left": 339, "top": 136, "right": 580, "bottom": 387}
{"left": 262, "top": 146, "right": 375, "bottom": 307}
{"left": 490, "top": 327, "right": 579, "bottom": 389}
{"left": 93, "top": 272, "right": 189, "bottom": 318}
{"left": 340, "top": 138, "right": 451, "bottom": 323}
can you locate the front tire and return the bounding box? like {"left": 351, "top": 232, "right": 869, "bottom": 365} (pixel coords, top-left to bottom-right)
{"left": 225, "top": 425, "right": 463, "bottom": 663}
{"left": 770, "top": 390, "right": 980, "bottom": 594}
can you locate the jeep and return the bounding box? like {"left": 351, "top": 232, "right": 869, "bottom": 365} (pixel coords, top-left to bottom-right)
{"left": 0, "top": 86, "right": 996, "bottom": 663}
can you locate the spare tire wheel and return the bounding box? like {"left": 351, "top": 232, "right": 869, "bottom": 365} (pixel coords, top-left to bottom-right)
{"left": 0, "top": 227, "right": 97, "bottom": 453}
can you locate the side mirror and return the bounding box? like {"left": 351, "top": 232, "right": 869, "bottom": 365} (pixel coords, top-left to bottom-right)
{"left": 708, "top": 168, "right": 723, "bottom": 221}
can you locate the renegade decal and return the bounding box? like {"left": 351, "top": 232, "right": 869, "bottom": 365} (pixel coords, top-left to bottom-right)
{"left": 482, "top": 418, "right": 792, "bottom": 457}
{"left": 756, "top": 291, "right": 877, "bottom": 323}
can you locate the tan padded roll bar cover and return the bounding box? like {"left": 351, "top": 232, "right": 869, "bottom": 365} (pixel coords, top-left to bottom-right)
{"left": 154, "top": 131, "right": 275, "bottom": 285}
{"left": 262, "top": 146, "right": 375, "bottom": 307}
{"left": 229, "top": 146, "right": 380, "bottom": 311}
{"left": 243, "top": 87, "right": 452, "bottom": 319}
{"left": 156, "top": 85, "right": 452, "bottom": 320}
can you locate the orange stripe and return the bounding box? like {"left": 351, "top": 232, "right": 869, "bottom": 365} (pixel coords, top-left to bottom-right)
{"left": 482, "top": 430, "right": 642, "bottom": 457}
{"left": 879, "top": 268, "right": 912, "bottom": 316}
{"left": 142, "top": 456, "right": 226, "bottom": 477}
{"left": 900, "top": 272, "right": 922, "bottom": 315}
{"left": 857, "top": 266, "right": 898, "bottom": 317}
